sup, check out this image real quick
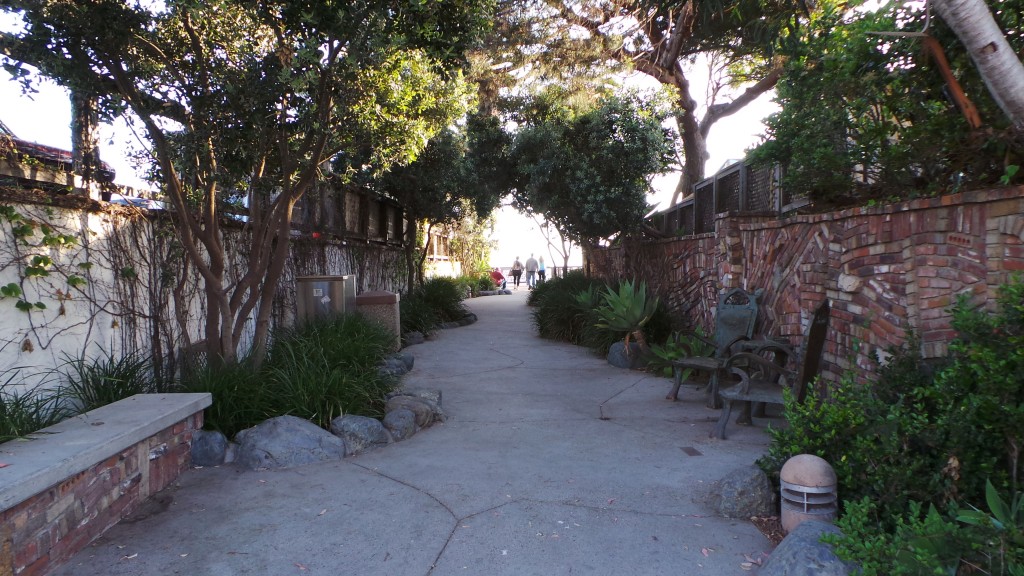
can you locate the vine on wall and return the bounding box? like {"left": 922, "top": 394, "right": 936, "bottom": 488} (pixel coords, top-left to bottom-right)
{"left": 0, "top": 188, "right": 408, "bottom": 391}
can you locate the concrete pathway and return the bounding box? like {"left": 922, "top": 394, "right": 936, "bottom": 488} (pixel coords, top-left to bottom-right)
{"left": 55, "top": 289, "right": 775, "bottom": 576}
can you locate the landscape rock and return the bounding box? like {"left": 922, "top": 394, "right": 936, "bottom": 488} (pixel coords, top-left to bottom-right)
{"left": 382, "top": 408, "right": 417, "bottom": 441}
{"left": 386, "top": 396, "right": 434, "bottom": 428}
{"left": 703, "top": 464, "right": 775, "bottom": 518}
{"left": 607, "top": 341, "right": 646, "bottom": 369}
{"left": 758, "top": 520, "right": 855, "bottom": 576}
{"left": 403, "top": 331, "right": 426, "bottom": 346}
{"left": 394, "top": 351, "right": 414, "bottom": 371}
{"left": 190, "top": 429, "right": 228, "bottom": 467}
{"left": 329, "top": 415, "right": 391, "bottom": 456}
{"left": 379, "top": 356, "right": 409, "bottom": 377}
{"left": 388, "top": 387, "right": 446, "bottom": 423}
{"left": 234, "top": 415, "right": 346, "bottom": 470}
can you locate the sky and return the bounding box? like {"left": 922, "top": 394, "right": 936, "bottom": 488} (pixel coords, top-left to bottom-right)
{"left": 0, "top": 67, "right": 777, "bottom": 270}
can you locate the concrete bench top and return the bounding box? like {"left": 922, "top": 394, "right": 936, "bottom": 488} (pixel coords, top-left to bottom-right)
{"left": 0, "top": 393, "right": 211, "bottom": 513}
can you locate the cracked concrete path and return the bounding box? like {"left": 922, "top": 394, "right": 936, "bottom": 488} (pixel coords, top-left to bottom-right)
{"left": 54, "top": 289, "right": 775, "bottom": 576}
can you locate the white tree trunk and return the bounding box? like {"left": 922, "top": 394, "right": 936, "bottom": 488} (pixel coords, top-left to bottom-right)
{"left": 933, "top": 0, "right": 1024, "bottom": 132}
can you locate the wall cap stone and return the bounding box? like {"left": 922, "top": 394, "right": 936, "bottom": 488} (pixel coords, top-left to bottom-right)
{"left": 0, "top": 392, "right": 212, "bottom": 513}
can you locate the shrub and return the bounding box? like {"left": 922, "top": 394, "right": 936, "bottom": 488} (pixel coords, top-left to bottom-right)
{"left": 59, "top": 349, "right": 156, "bottom": 412}
{"left": 178, "top": 359, "right": 270, "bottom": 437}
{"left": 414, "top": 277, "right": 468, "bottom": 323}
{"left": 530, "top": 271, "right": 607, "bottom": 346}
{"left": 647, "top": 329, "right": 713, "bottom": 378}
{"left": 400, "top": 292, "right": 441, "bottom": 336}
{"left": 182, "top": 314, "right": 399, "bottom": 437}
{"left": 261, "top": 314, "right": 397, "bottom": 429}
{"left": 762, "top": 277, "right": 1024, "bottom": 575}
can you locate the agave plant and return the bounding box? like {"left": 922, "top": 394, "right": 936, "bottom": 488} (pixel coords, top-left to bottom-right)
{"left": 590, "top": 279, "right": 660, "bottom": 355}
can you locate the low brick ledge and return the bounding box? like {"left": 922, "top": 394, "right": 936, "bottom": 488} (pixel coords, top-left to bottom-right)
{"left": 0, "top": 393, "right": 211, "bottom": 575}
{"left": 0, "top": 393, "right": 212, "bottom": 514}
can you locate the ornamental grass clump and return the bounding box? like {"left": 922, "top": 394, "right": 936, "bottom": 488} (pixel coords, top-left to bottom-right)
{"left": 182, "top": 313, "right": 399, "bottom": 437}
{"left": 260, "top": 314, "right": 397, "bottom": 430}
{"left": 0, "top": 374, "right": 69, "bottom": 442}
{"left": 58, "top": 349, "right": 156, "bottom": 412}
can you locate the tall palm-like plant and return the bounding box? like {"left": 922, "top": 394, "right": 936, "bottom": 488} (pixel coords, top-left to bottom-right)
{"left": 590, "top": 280, "right": 660, "bottom": 356}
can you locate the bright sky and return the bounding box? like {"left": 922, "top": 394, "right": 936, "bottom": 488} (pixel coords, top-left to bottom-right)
{"left": 0, "top": 66, "right": 777, "bottom": 270}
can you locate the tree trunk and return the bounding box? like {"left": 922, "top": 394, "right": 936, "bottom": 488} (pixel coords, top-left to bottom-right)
{"left": 404, "top": 218, "right": 418, "bottom": 292}
{"left": 70, "top": 91, "right": 101, "bottom": 196}
{"left": 671, "top": 108, "right": 709, "bottom": 206}
{"left": 933, "top": 0, "right": 1024, "bottom": 133}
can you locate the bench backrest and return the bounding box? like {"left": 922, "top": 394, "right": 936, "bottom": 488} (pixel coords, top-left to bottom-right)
{"left": 713, "top": 288, "right": 761, "bottom": 355}
{"left": 793, "top": 299, "right": 831, "bottom": 402}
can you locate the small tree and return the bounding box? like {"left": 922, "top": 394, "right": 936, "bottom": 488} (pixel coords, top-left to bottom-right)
{"left": 2, "top": 0, "right": 493, "bottom": 364}
{"left": 510, "top": 90, "right": 676, "bottom": 249}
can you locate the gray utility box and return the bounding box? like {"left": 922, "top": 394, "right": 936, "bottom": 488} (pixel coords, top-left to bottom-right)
{"left": 295, "top": 275, "right": 357, "bottom": 322}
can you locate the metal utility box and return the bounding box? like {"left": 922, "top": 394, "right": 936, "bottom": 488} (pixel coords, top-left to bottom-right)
{"left": 295, "top": 275, "right": 357, "bottom": 322}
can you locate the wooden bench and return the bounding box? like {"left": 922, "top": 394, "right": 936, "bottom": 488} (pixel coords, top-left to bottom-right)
{"left": 713, "top": 300, "right": 830, "bottom": 439}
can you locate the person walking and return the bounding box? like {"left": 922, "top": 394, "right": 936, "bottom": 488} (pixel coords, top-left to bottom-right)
{"left": 524, "top": 253, "right": 539, "bottom": 290}
{"left": 510, "top": 257, "right": 523, "bottom": 289}
{"left": 538, "top": 256, "right": 546, "bottom": 284}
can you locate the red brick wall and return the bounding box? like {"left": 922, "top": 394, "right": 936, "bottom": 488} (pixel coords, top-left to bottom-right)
{"left": 0, "top": 413, "right": 202, "bottom": 576}
{"left": 588, "top": 186, "right": 1024, "bottom": 382}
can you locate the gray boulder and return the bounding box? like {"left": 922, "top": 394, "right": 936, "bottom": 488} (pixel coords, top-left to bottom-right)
{"left": 759, "top": 521, "right": 855, "bottom": 576}
{"left": 388, "top": 388, "right": 446, "bottom": 423}
{"left": 330, "top": 415, "right": 391, "bottom": 456}
{"left": 234, "top": 415, "right": 346, "bottom": 470}
{"left": 607, "top": 341, "right": 646, "bottom": 369}
{"left": 403, "top": 331, "right": 426, "bottom": 346}
{"left": 382, "top": 408, "right": 417, "bottom": 441}
{"left": 386, "top": 396, "right": 435, "bottom": 428}
{"left": 394, "top": 352, "right": 414, "bottom": 371}
{"left": 703, "top": 464, "right": 775, "bottom": 518}
{"left": 379, "top": 356, "right": 410, "bottom": 377}
{"left": 191, "top": 429, "right": 228, "bottom": 467}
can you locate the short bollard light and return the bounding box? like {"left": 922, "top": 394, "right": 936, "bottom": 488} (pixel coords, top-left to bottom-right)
{"left": 779, "top": 454, "right": 838, "bottom": 534}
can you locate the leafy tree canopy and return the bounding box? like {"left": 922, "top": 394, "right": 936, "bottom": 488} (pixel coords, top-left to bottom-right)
{"left": 510, "top": 89, "right": 676, "bottom": 245}
{"left": 0, "top": 0, "right": 494, "bottom": 363}
{"left": 750, "top": 0, "right": 1023, "bottom": 205}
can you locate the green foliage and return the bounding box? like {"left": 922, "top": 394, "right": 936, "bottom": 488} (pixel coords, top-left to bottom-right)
{"left": 591, "top": 279, "right": 660, "bottom": 350}
{"left": 400, "top": 293, "right": 442, "bottom": 337}
{"left": 178, "top": 360, "right": 270, "bottom": 438}
{"left": 830, "top": 498, "right": 971, "bottom": 576}
{"left": 183, "top": 314, "right": 398, "bottom": 436}
{"left": 751, "top": 0, "right": 1023, "bottom": 205}
{"left": 1001, "top": 165, "right": 1021, "bottom": 186}
{"left": 261, "top": 315, "right": 397, "bottom": 429}
{"left": 530, "top": 271, "right": 607, "bottom": 347}
{"left": 0, "top": 375, "right": 69, "bottom": 442}
{"left": 648, "top": 329, "right": 714, "bottom": 378}
{"left": 954, "top": 477, "right": 1024, "bottom": 569}
{"left": 58, "top": 349, "right": 155, "bottom": 412}
{"left": 765, "top": 277, "right": 1024, "bottom": 575}
{"left": 411, "top": 277, "right": 468, "bottom": 323}
{"left": 3, "top": 0, "right": 494, "bottom": 363}
{"left": 510, "top": 90, "right": 676, "bottom": 244}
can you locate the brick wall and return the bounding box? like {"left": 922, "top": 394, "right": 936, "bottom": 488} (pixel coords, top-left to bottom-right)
{"left": 0, "top": 413, "right": 202, "bottom": 576}
{"left": 588, "top": 186, "right": 1024, "bottom": 382}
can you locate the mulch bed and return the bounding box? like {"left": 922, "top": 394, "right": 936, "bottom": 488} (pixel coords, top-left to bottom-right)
{"left": 750, "top": 516, "right": 786, "bottom": 546}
